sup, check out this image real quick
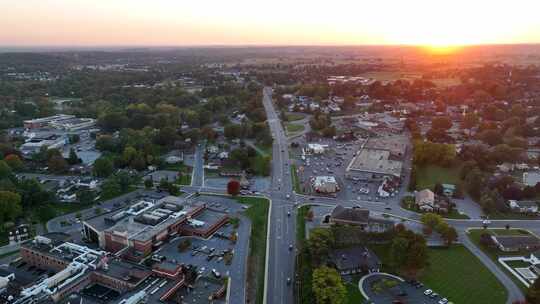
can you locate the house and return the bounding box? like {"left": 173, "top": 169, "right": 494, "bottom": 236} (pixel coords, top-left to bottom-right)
{"left": 328, "top": 247, "right": 380, "bottom": 276}
{"left": 497, "top": 163, "right": 515, "bottom": 173}
{"left": 507, "top": 200, "right": 539, "bottom": 214}
{"left": 329, "top": 206, "right": 394, "bottom": 232}
{"left": 415, "top": 189, "right": 435, "bottom": 212}
{"left": 523, "top": 171, "right": 540, "bottom": 187}
{"left": 415, "top": 189, "right": 449, "bottom": 213}
{"left": 218, "top": 151, "right": 229, "bottom": 160}
{"left": 491, "top": 235, "right": 540, "bottom": 252}
{"left": 8, "top": 224, "right": 31, "bottom": 244}
{"left": 442, "top": 184, "right": 456, "bottom": 197}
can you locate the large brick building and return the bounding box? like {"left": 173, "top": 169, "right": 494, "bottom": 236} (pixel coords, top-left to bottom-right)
{"left": 83, "top": 196, "right": 229, "bottom": 261}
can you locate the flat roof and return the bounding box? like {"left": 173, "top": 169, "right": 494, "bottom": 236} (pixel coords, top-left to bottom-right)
{"left": 85, "top": 196, "right": 205, "bottom": 243}
{"left": 347, "top": 149, "right": 403, "bottom": 177}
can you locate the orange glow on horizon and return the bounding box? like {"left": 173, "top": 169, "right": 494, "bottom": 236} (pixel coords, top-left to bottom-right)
{"left": 0, "top": 0, "right": 539, "bottom": 46}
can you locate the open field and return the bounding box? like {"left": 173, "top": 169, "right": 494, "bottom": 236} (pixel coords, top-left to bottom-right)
{"left": 371, "top": 244, "right": 507, "bottom": 304}
{"left": 467, "top": 229, "right": 530, "bottom": 291}
{"left": 286, "top": 123, "right": 305, "bottom": 134}
{"left": 359, "top": 71, "right": 460, "bottom": 87}
{"left": 421, "top": 246, "right": 507, "bottom": 304}
{"left": 286, "top": 113, "right": 306, "bottom": 122}
{"left": 415, "top": 165, "right": 462, "bottom": 191}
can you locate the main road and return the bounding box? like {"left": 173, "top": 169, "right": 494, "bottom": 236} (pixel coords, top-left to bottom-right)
{"left": 262, "top": 86, "right": 296, "bottom": 304}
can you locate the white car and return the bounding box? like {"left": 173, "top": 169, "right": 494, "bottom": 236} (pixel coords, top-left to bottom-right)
{"left": 482, "top": 219, "right": 491, "bottom": 225}
{"left": 424, "top": 289, "right": 433, "bottom": 296}
{"left": 438, "top": 298, "right": 448, "bottom": 304}
{"left": 286, "top": 194, "right": 290, "bottom": 199}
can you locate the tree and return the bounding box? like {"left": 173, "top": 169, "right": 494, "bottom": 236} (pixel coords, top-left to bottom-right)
{"left": 93, "top": 158, "right": 114, "bottom": 178}
{"left": 144, "top": 178, "right": 153, "bottom": 189}
{"left": 527, "top": 277, "right": 540, "bottom": 304}
{"left": 432, "top": 117, "right": 452, "bottom": 131}
{"left": 4, "top": 154, "right": 22, "bottom": 171}
{"left": 47, "top": 154, "right": 68, "bottom": 173}
{"left": 433, "top": 183, "right": 444, "bottom": 196}
{"left": 0, "top": 160, "right": 12, "bottom": 179}
{"left": 0, "top": 191, "right": 22, "bottom": 222}
{"left": 308, "top": 228, "right": 335, "bottom": 265}
{"left": 312, "top": 266, "right": 346, "bottom": 304}
{"left": 390, "top": 229, "right": 428, "bottom": 278}
{"left": 227, "top": 179, "right": 240, "bottom": 196}
{"left": 67, "top": 148, "right": 80, "bottom": 165}
{"left": 101, "top": 178, "right": 121, "bottom": 200}
{"left": 441, "top": 226, "right": 458, "bottom": 246}
{"left": 421, "top": 213, "right": 444, "bottom": 229}
{"left": 461, "top": 112, "right": 478, "bottom": 135}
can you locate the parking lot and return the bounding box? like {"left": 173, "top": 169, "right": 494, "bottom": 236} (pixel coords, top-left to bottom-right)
{"left": 291, "top": 136, "right": 403, "bottom": 202}
{"left": 361, "top": 273, "right": 452, "bottom": 304}
{"left": 153, "top": 194, "right": 252, "bottom": 302}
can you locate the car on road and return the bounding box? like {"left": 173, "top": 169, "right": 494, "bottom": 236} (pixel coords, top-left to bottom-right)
{"left": 286, "top": 194, "right": 290, "bottom": 199}
{"left": 211, "top": 268, "right": 221, "bottom": 278}
{"left": 482, "top": 219, "right": 491, "bottom": 225}
{"left": 424, "top": 289, "right": 433, "bottom": 296}
{"left": 287, "top": 211, "right": 291, "bottom": 217}
{"left": 385, "top": 207, "right": 392, "bottom": 210}
{"left": 287, "top": 277, "right": 291, "bottom": 285}
{"left": 289, "top": 244, "right": 293, "bottom": 251}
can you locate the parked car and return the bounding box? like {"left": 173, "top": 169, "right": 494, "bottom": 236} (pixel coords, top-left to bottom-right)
{"left": 424, "top": 289, "right": 433, "bottom": 296}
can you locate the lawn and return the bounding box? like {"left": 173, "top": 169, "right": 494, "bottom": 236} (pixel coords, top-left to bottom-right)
{"left": 291, "top": 165, "right": 301, "bottom": 193}
{"left": 286, "top": 113, "right": 305, "bottom": 122}
{"left": 345, "top": 278, "right": 367, "bottom": 304}
{"left": 177, "top": 174, "right": 191, "bottom": 185}
{"left": 415, "top": 165, "right": 462, "bottom": 191}
{"left": 286, "top": 123, "right": 305, "bottom": 134}
{"left": 371, "top": 244, "right": 507, "bottom": 304}
{"left": 467, "top": 229, "right": 528, "bottom": 291}
{"left": 234, "top": 196, "right": 269, "bottom": 304}
{"left": 254, "top": 144, "right": 272, "bottom": 158}
{"left": 421, "top": 246, "right": 507, "bottom": 304}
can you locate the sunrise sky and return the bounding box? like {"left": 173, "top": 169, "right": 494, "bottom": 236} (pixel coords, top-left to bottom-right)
{"left": 2, "top": 0, "right": 540, "bottom": 47}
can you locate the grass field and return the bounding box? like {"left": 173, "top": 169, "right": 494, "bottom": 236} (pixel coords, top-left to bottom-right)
{"left": 286, "top": 123, "right": 305, "bottom": 134}
{"left": 467, "top": 229, "right": 528, "bottom": 291}
{"left": 286, "top": 113, "right": 305, "bottom": 122}
{"left": 415, "top": 165, "right": 462, "bottom": 191}
{"left": 234, "top": 196, "right": 270, "bottom": 304}
{"left": 371, "top": 244, "right": 507, "bottom": 304}
{"left": 421, "top": 246, "right": 507, "bottom": 304}
{"left": 359, "top": 71, "right": 460, "bottom": 87}
{"left": 345, "top": 275, "right": 367, "bottom": 304}
{"left": 291, "top": 165, "right": 301, "bottom": 193}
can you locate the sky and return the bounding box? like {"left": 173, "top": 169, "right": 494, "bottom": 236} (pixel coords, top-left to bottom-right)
{"left": 1, "top": 0, "right": 540, "bottom": 47}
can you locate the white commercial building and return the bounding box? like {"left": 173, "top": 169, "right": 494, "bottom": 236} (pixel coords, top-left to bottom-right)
{"left": 312, "top": 176, "right": 340, "bottom": 193}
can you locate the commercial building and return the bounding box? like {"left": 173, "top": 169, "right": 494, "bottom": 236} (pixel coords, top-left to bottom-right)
{"left": 329, "top": 205, "right": 394, "bottom": 233}
{"left": 82, "top": 196, "right": 229, "bottom": 262}
{"left": 19, "top": 134, "right": 67, "bottom": 158}
{"left": 23, "top": 114, "right": 95, "bottom": 131}
{"left": 305, "top": 143, "right": 327, "bottom": 155}
{"left": 346, "top": 136, "right": 407, "bottom": 180}
{"left": 23, "top": 114, "right": 75, "bottom": 129}
{"left": 312, "top": 176, "right": 340, "bottom": 193}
